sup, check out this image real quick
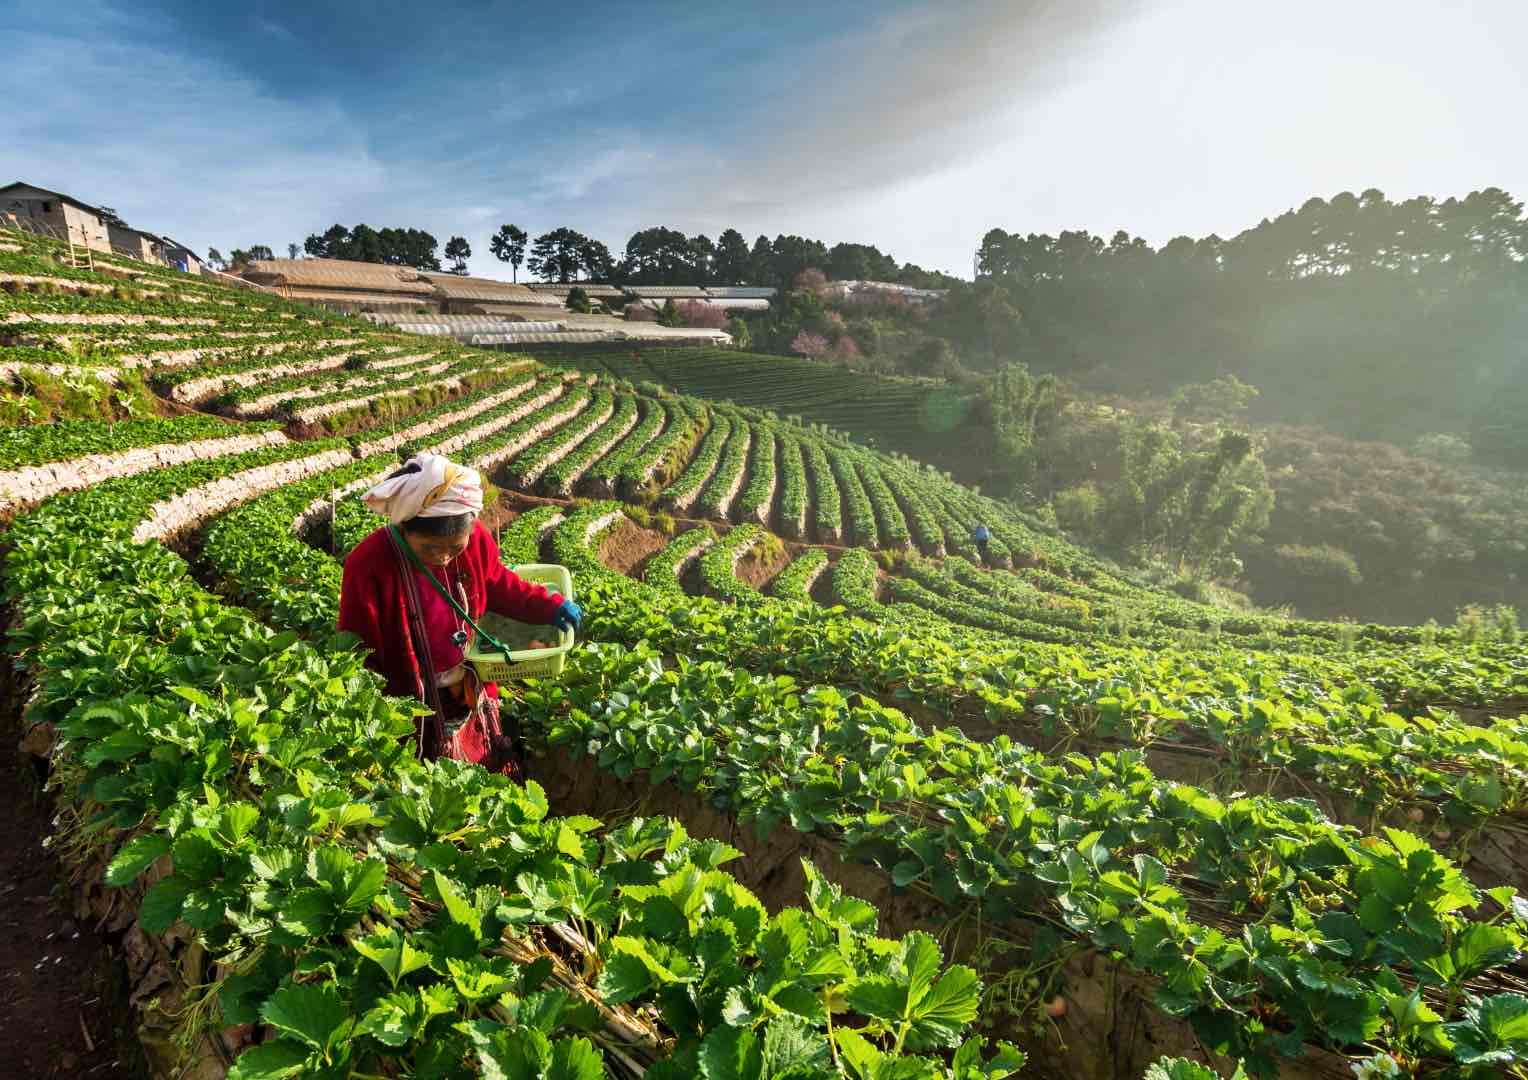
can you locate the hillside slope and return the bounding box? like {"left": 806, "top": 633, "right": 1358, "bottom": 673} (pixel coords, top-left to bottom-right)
{"left": 2, "top": 224, "right": 1526, "bottom": 1080}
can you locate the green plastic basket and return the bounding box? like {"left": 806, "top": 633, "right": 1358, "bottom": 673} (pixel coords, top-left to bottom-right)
{"left": 465, "top": 563, "right": 574, "bottom": 683}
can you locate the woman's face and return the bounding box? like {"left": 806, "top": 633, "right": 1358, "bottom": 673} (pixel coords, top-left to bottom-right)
{"left": 404, "top": 525, "right": 472, "bottom": 567}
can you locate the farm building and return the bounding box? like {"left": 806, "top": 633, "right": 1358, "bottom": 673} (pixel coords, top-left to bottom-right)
{"left": 694, "top": 297, "right": 771, "bottom": 312}
{"left": 627, "top": 284, "right": 710, "bottom": 300}
{"left": 240, "top": 258, "right": 437, "bottom": 312}
{"left": 107, "top": 222, "right": 164, "bottom": 262}
{"left": 362, "top": 313, "right": 570, "bottom": 340}
{"left": 0, "top": 181, "right": 113, "bottom": 253}
{"left": 158, "top": 236, "right": 204, "bottom": 275}
{"left": 704, "top": 286, "right": 777, "bottom": 299}
{"left": 419, "top": 273, "right": 562, "bottom": 313}
{"left": 525, "top": 282, "right": 626, "bottom": 300}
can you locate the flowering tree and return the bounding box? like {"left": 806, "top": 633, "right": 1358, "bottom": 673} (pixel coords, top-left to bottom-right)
{"left": 791, "top": 330, "right": 830, "bottom": 358}
{"left": 676, "top": 300, "right": 729, "bottom": 329}
{"left": 832, "top": 335, "right": 861, "bottom": 361}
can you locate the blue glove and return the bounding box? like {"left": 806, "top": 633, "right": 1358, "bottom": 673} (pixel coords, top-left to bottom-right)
{"left": 551, "top": 598, "right": 582, "bottom": 634}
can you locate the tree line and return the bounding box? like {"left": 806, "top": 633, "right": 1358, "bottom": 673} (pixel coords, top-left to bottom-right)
{"left": 479, "top": 223, "right": 957, "bottom": 288}
{"left": 301, "top": 224, "right": 473, "bottom": 274}
{"left": 956, "top": 187, "right": 1528, "bottom": 466}
{"left": 266, "top": 218, "right": 957, "bottom": 291}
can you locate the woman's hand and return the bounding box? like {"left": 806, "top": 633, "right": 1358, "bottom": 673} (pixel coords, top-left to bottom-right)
{"left": 551, "top": 599, "right": 582, "bottom": 634}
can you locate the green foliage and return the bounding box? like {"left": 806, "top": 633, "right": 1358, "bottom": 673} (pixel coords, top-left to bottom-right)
{"left": 1254, "top": 423, "right": 1528, "bottom": 621}
{"left": 443, "top": 235, "right": 471, "bottom": 274}
{"left": 644, "top": 526, "right": 714, "bottom": 593}
{"left": 1047, "top": 413, "right": 1273, "bottom": 575}
{"left": 770, "top": 549, "right": 829, "bottom": 602}
{"left": 725, "top": 316, "right": 751, "bottom": 349}
{"left": 1171, "top": 375, "right": 1258, "bottom": 424}
{"left": 303, "top": 222, "right": 441, "bottom": 270}
{"left": 1413, "top": 431, "right": 1472, "bottom": 465}
{"left": 1053, "top": 482, "right": 1102, "bottom": 535}
{"left": 7, "top": 416, "right": 1007, "bottom": 1080}
{"left": 983, "top": 363, "right": 1060, "bottom": 467}
{"left": 0, "top": 412, "right": 277, "bottom": 469}
{"left": 11, "top": 225, "right": 1528, "bottom": 1079}
{"left": 975, "top": 188, "right": 1528, "bottom": 449}
{"left": 489, "top": 223, "right": 529, "bottom": 281}
{"left": 1266, "top": 543, "right": 1363, "bottom": 588}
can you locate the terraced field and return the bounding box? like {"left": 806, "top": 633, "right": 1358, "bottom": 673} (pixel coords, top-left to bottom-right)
{"left": 526, "top": 344, "right": 995, "bottom": 472}
{"left": 3, "top": 224, "right": 1526, "bottom": 1080}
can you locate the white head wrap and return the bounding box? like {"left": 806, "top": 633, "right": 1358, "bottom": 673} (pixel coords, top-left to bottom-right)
{"left": 363, "top": 452, "right": 484, "bottom": 526}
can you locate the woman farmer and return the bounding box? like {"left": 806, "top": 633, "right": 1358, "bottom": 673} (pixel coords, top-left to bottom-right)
{"left": 972, "top": 523, "right": 992, "bottom": 568}
{"left": 338, "top": 453, "right": 581, "bottom": 775}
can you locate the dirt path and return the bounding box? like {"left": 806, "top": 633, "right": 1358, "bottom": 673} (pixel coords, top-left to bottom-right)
{"left": 597, "top": 519, "right": 668, "bottom": 576}
{"left": 0, "top": 699, "right": 138, "bottom": 1076}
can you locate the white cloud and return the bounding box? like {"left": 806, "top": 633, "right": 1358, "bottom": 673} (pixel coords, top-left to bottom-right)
{"left": 674, "top": 0, "right": 1528, "bottom": 274}
{"left": 1, "top": 11, "right": 386, "bottom": 256}
{"left": 8, "top": 0, "right": 1523, "bottom": 282}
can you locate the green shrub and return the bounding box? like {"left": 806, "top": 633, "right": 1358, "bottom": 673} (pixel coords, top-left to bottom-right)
{"left": 1053, "top": 482, "right": 1102, "bottom": 536}
{"left": 1412, "top": 431, "right": 1472, "bottom": 464}
{"left": 1268, "top": 543, "right": 1363, "bottom": 587}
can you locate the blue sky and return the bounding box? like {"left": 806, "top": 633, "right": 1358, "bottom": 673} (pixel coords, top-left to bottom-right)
{"left": 4, "top": 1, "right": 1525, "bottom": 278}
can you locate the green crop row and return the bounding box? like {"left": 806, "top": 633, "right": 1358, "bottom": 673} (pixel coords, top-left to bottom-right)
{"left": 771, "top": 548, "right": 830, "bottom": 603}
{"left": 617, "top": 398, "right": 706, "bottom": 497}
{"left": 734, "top": 423, "right": 777, "bottom": 525}
{"left": 855, "top": 455, "right": 913, "bottom": 550}
{"left": 528, "top": 510, "right": 1528, "bottom": 1076}
{"left": 832, "top": 549, "right": 882, "bottom": 611}
{"left": 803, "top": 438, "right": 843, "bottom": 543}
{"left": 500, "top": 505, "right": 565, "bottom": 565}
{"left": 5, "top": 443, "right": 1018, "bottom": 1080}
{"left": 502, "top": 391, "right": 614, "bottom": 490}
{"left": 539, "top": 393, "right": 638, "bottom": 497}
{"left": 0, "top": 413, "right": 280, "bottom": 469}
{"left": 695, "top": 416, "right": 753, "bottom": 520}
{"left": 584, "top": 396, "right": 666, "bottom": 493}
{"left": 699, "top": 524, "right": 766, "bottom": 602}
{"left": 776, "top": 433, "right": 810, "bottom": 538}
{"left": 643, "top": 525, "right": 715, "bottom": 594}
{"left": 206, "top": 345, "right": 433, "bottom": 407}
{"left": 828, "top": 449, "right": 879, "bottom": 549}
{"left": 661, "top": 410, "right": 731, "bottom": 510}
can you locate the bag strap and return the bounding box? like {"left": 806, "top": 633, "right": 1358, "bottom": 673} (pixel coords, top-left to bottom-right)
{"left": 388, "top": 525, "right": 516, "bottom": 655}
{"left": 387, "top": 528, "right": 447, "bottom": 758}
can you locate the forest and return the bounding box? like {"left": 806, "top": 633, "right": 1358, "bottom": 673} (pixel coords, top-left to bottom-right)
{"left": 966, "top": 187, "right": 1528, "bottom": 463}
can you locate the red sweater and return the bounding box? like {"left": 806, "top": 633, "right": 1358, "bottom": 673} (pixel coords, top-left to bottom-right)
{"left": 338, "top": 522, "right": 564, "bottom": 701}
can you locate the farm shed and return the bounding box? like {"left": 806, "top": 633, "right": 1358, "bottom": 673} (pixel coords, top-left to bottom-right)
{"left": 627, "top": 284, "right": 710, "bottom": 300}
{"left": 616, "top": 324, "right": 732, "bottom": 344}
{"left": 367, "top": 314, "right": 570, "bottom": 341}
{"left": 704, "top": 286, "right": 777, "bottom": 299}
{"left": 158, "top": 236, "right": 205, "bottom": 275}
{"left": 107, "top": 222, "right": 165, "bottom": 263}
{"left": 0, "top": 181, "right": 113, "bottom": 253}
{"left": 526, "top": 282, "right": 626, "bottom": 299}
{"left": 693, "top": 297, "right": 771, "bottom": 312}
{"left": 422, "top": 273, "right": 563, "bottom": 313}
{"left": 469, "top": 331, "right": 614, "bottom": 346}
{"left": 240, "top": 258, "right": 436, "bottom": 312}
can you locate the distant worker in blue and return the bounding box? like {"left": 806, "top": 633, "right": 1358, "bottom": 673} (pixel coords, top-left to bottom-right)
{"left": 972, "top": 523, "right": 992, "bottom": 567}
